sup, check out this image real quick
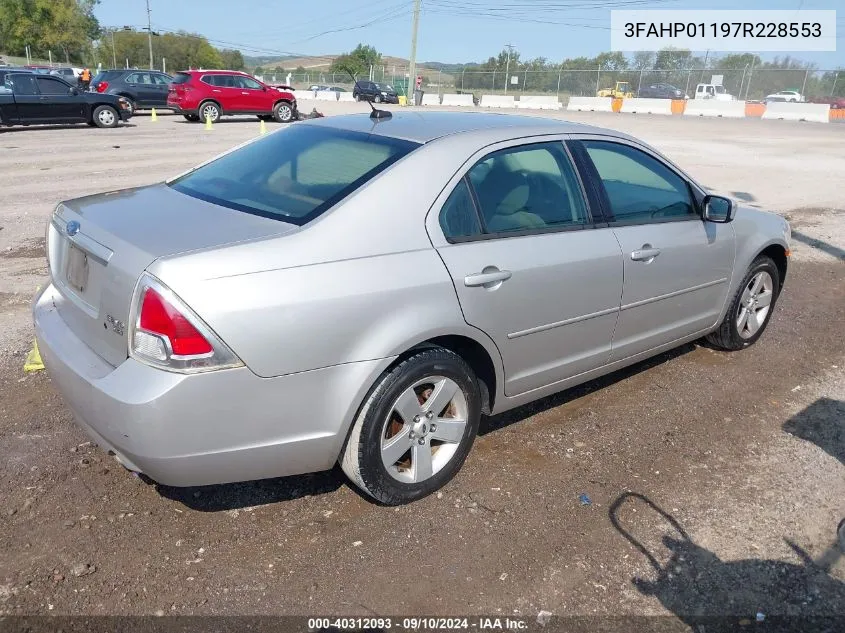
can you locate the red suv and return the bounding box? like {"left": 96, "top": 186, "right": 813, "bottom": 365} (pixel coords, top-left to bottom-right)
{"left": 167, "top": 70, "right": 297, "bottom": 123}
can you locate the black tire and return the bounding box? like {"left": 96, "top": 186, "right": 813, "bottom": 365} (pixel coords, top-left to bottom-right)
{"left": 354, "top": 93, "right": 361, "bottom": 102}
{"left": 374, "top": 94, "right": 383, "bottom": 104}
{"left": 706, "top": 256, "right": 781, "bottom": 351}
{"left": 272, "top": 101, "right": 294, "bottom": 123}
{"left": 183, "top": 113, "right": 200, "bottom": 122}
{"left": 92, "top": 105, "right": 119, "bottom": 128}
{"left": 340, "top": 348, "right": 481, "bottom": 505}
{"left": 198, "top": 100, "right": 221, "bottom": 123}
{"left": 119, "top": 96, "right": 135, "bottom": 117}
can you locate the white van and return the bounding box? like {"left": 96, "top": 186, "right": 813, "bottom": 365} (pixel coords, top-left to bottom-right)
{"left": 695, "top": 83, "right": 735, "bottom": 101}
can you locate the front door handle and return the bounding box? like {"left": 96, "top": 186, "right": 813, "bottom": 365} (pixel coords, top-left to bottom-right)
{"left": 464, "top": 268, "right": 512, "bottom": 288}
{"left": 631, "top": 246, "right": 661, "bottom": 262}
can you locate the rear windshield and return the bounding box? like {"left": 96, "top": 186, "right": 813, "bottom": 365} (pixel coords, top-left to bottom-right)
{"left": 92, "top": 71, "right": 124, "bottom": 83}
{"left": 169, "top": 125, "right": 419, "bottom": 225}
{"left": 170, "top": 72, "right": 192, "bottom": 84}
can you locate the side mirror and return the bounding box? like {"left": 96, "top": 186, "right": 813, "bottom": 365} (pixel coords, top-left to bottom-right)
{"left": 703, "top": 195, "right": 734, "bottom": 223}
{"left": 69, "top": 87, "right": 79, "bottom": 96}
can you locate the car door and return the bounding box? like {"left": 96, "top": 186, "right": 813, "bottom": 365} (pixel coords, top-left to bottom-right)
{"left": 125, "top": 72, "right": 156, "bottom": 106}
{"left": 150, "top": 73, "right": 172, "bottom": 106}
{"left": 235, "top": 75, "right": 270, "bottom": 112}
{"left": 429, "top": 139, "right": 624, "bottom": 396}
{"left": 35, "top": 76, "right": 85, "bottom": 121}
{"left": 7, "top": 74, "right": 41, "bottom": 121}
{"left": 569, "top": 137, "right": 735, "bottom": 362}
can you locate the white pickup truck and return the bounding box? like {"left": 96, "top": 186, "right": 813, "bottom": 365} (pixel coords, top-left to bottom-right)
{"left": 694, "top": 83, "right": 736, "bottom": 101}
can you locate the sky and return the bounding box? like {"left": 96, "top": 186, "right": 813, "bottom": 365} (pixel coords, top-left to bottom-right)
{"left": 94, "top": 0, "right": 844, "bottom": 68}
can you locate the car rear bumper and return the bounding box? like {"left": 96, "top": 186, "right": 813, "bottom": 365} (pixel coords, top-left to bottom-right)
{"left": 34, "top": 283, "right": 385, "bottom": 487}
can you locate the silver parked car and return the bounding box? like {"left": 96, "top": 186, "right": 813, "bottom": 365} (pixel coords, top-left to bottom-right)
{"left": 33, "top": 112, "right": 791, "bottom": 505}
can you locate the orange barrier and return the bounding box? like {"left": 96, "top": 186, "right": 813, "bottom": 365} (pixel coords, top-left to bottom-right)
{"left": 611, "top": 98, "right": 622, "bottom": 113}
{"left": 745, "top": 103, "right": 766, "bottom": 117}
{"left": 670, "top": 99, "right": 686, "bottom": 115}
{"left": 830, "top": 108, "right": 845, "bottom": 121}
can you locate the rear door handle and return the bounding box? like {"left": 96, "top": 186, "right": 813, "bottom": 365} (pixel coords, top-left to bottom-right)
{"left": 631, "top": 247, "right": 661, "bottom": 262}
{"left": 464, "top": 269, "right": 512, "bottom": 287}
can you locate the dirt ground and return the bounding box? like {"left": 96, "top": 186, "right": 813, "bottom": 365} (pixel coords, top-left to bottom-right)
{"left": 0, "top": 105, "right": 843, "bottom": 628}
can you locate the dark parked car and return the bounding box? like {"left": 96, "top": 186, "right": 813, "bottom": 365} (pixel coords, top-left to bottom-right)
{"left": 90, "top": 69, "right": 173, "bottom": 115}
{"left": 353, "top": 80, "right": 399, "bottom": 104}
{"left": 0, "top": 72, "right": 132, "bottom": 128}
{"left": 638, "top": 83, "right": 686, "bottom": 99}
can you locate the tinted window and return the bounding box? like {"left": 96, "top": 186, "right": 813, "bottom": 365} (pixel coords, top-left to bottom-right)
{"left": 152, "top": 73, "right": 171, "bottom": 85}
{"left": 92, "top": 71, "right": 123, "bottom": 84}
{"left": 11, "top": 75, "right": 38, "bottom": 95}
{"left": 467, "top": 142, "right": 588, "bottom": 233}
{"left": 171, "top": 72, "right": 192, "bottom": 85}
{"left": 582, "top": 140, "right": 695, "bottom": 222}
{"left": 36, "top": 77, "right": 69, "bottom": 95}
{"left": 440, "top": 179, "right": 482, "bottom": 239}
{"left": 170, "top": 126, "right": 418, "bottom": 225}
{"left": 127, "top": 73, "right": 153, "bottom": 84}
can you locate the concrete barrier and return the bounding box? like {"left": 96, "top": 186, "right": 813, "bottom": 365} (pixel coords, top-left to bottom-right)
{"left": 480, "top": 94, "right": 515, "bottom": 108}
{"left": 620, "top": 98, "right": 673, "bottom": 115}
{"left": 441, "top": 93, "right": 474, "bottom": 107}
{"left": 293, "top": 90, "right": 316, "bottom": 101}
{"left": 566, "top": 96, "right": 613, "bottom": 112}
{"left": 762, "top": 101, "right": 830, "bottom": 123}
{"left": 517, "top": 95, "right": 562, "bottom": 110}
{"left": 683, "top": 100, "right": 746, "bottom": 118}
{"left": 337, "top": 92, "right": 355, "bottom": 102}
{"left": 316, "top": 91, "right": 338, "bottom": 101}
{"left": 421, "top": 93, "right": 442, "bottom": 106}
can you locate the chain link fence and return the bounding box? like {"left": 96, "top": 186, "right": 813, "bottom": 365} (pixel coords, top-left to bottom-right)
{"left": 268, "top": 66, "right": 842, "bottom": 104}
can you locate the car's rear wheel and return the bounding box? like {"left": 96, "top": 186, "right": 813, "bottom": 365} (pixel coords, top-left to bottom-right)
{"left": 272, "top": 101, "right": 293, "bottom": 123}
{"left": 199, "top": 101, "right": 221, "bottom": 123}
{"left": 92, "top": 105, "right": 119, "bottom": 128}
{"left": 706, "top": 256, "right": 781, "bottom": 351}
{"left": 354, "top": 93, "right": 361, "bottom": 102}
{"left": 374, "top": 94, "right": 383, "bottom": 104}
{"left": 341, "top": 348, "right": 481, "bottom": 505}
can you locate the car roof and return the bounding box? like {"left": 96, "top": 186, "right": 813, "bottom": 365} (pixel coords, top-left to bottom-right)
{"left": 181, "top": 69, "right": 250, "bottom": 75}
{"left": 303, "top": 111, "right": 628, "bottom": 145}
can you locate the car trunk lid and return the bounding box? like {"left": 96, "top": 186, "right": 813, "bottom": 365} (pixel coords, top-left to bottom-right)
{"left": 48, "top": 184, "right": 296, "bottom": 367}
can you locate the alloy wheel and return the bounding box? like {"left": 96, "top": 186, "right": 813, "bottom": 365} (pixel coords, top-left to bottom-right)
{"left": 380, "top": 376, "right": 468, "bottom": 484}
{"left": 737, "top": 271, "right": 774, "bottom": 339}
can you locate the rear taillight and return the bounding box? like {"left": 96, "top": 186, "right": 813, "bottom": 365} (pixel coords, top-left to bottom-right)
{"left": 96, "top": 81, "right": 108, "bottom": 93}
{"left": 129, "top": 273, "right": 242, "bottom": 373}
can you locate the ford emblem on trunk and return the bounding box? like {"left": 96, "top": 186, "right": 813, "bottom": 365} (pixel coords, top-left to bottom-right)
{"left": 66, "top": 221, "right": 80, "bottom": 236}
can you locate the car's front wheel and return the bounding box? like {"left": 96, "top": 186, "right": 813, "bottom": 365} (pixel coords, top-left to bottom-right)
{"left": 92, "top": 105, "right": 119, "bottom": 128}
{"left": 273, "top": 101, "right": 294, "bottom": 123}
{"left": 341, "top": 348, "right": 481, "bottom": 505}
{"left": 374, "top": 94, "right": 383, "bottom": 103}
{"left": 706, "top": 256, "right": 781, "bottom": 351}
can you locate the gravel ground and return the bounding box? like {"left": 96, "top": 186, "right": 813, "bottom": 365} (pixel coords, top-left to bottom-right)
{"left": 0, "top": 106, "right": 843, "bottom": 626}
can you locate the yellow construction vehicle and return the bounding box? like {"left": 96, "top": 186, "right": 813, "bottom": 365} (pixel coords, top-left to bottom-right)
{"left": 597, "top": 81, "right": 633, "bottom": 98}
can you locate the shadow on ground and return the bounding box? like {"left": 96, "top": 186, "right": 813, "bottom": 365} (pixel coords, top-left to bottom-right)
{"left": 610, "top": 491, "right": 845, "bottom": 633}
{"left": 791, "top": 230, "right": 845, "bottom": 261}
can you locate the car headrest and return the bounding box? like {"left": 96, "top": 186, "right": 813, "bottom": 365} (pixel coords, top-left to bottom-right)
{"left": 478, "top": 169, "right": 529, "bottom": 218}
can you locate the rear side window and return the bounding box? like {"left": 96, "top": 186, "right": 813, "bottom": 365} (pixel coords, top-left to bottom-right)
{"left": 170, "top": 72, "right": 192, "bottom": 85}
{"left": 152, "top": 74, "right": 171, "bottom": 85}
{"left": 169, "top": 125, "right": 418, "bottom": 225}
{"left": 440, "top": 179, "right": 482, "bottom": 239}
{"left": 10, "top": 75, "right": 38, "bottom": 95}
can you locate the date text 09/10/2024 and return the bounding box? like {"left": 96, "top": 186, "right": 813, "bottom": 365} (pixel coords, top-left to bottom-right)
{"left": 308, "top": 617, "right": 531, "bottom": 630}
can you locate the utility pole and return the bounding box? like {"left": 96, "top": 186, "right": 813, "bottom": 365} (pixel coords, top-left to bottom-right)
{"left": 408, "top": 0, "right": 421, "bottom": 101}
{"left": 504, "top": 43, "right": 515, "bottom": 94}
{"left": 145, "top": 0, "right": 154, "bottom": 70}
{"left": 111, "top": 31, "right": 117, "bottom": 68}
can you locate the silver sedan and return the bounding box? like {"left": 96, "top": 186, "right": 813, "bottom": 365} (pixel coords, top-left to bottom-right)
{"left": 33, "top": 111, "right": 791, "bottom": 505}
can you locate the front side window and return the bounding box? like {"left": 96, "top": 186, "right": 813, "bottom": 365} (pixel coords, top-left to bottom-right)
{"left": 170, "top": 125, "right": 418, "bottom": 225}
{"left": 581, "top": 140, "right": 695, "bottom": 222}
{"left": 36, "top": 77, "right": 69, "bottom": 95}
{"left": 238, "top": 76, "right": 262, "bottom": 90}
